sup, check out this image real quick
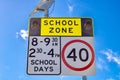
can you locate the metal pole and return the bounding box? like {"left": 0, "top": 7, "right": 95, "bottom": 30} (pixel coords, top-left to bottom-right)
{"left": 44, "top": 9, "right": 49, "bottom": 17}
{"left": 82, "top": 76, "right": 87, "bottom": 80}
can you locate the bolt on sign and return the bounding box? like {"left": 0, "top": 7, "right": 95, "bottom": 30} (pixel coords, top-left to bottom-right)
{"left": 27, "top": 17, "right": 96, "bottom": 75}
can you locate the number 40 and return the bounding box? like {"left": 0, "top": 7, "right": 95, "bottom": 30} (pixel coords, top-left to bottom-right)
{"left": 67, "top": 48, "right": 89, "bottom": 62}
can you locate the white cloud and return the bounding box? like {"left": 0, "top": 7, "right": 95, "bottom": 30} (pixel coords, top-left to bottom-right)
{"left": 60, "top": 76, "right": 66, "bottom": 80}
{"left": 68, "top": 5, "right": 73, "bottom": 12}
{"left": 97, "top": 57, "right": 109, "bottom": 71}
{"left": 66, "top": 0, "right": 74, "bottom": 12}
{"left": 101, "top": 49, "right": 120, "bottom": 65}
{"left": 18, "top": 75, "right": 28, "bottom": 80}
{"left": 16, "top": 29, "right": 28, "bottom": 40}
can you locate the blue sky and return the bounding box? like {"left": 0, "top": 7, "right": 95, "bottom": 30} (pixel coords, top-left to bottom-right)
{"left": 0, "top": 0, "right": 120, "bottom": 80}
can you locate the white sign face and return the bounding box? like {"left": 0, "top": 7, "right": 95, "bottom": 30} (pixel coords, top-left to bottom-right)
{"left": 61, "top": 37, "right": 95, "bottom": 75}
{"left": 27, "top": 36, "right": 61, "bottom": 75}
{"left": 27, "top": 18, "right": 95, "bottom": 75}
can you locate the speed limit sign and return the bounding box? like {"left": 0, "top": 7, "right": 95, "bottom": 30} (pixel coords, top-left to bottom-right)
{"left": 61, "top": 37, "right": 95, "bottom": 75}
{"left": 27, "top": 17, "right": 96, "bottom": 75}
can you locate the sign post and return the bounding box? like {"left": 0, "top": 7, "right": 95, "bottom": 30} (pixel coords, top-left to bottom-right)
{"left": 82, "top": 76, "right": 87, "bottom": 80}
{"left": 44, "top": 9, "right": 49, "bottom": 17}
{"left": 27, "top": 18, "right": 96, "bottom": 76}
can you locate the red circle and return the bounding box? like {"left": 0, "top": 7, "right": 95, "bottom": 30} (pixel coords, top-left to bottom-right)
{"left": 62, "top": 40, "right": 95, "bottom": 71}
